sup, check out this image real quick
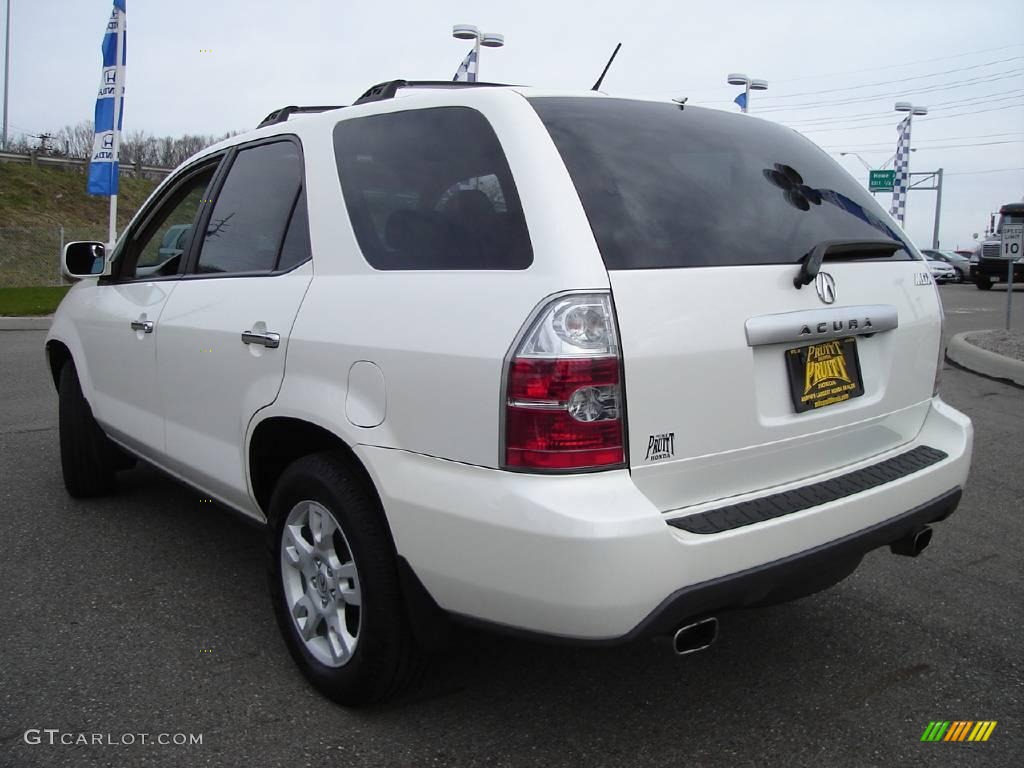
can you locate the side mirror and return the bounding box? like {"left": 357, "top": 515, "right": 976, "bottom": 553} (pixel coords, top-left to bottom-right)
{"left": 63, "top": 241, "right": 108, "bottom": 280}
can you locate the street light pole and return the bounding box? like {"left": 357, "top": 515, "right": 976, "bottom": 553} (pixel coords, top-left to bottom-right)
{"left": 452, "top": 24, "right": 504, "bottom": 81}
{"left": 891, "top": 101, "right": 927, "bottom": 224}
{"left": 2, "top": 0, "right": 11, "bottom": 151}
{"left": 839, "top": 152, "right": 873, "bottom": 173}
{"left": 727, "top": 73, "right": 768, "bottom": 113}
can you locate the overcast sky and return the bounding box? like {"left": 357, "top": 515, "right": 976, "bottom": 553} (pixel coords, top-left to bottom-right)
{"left": 5, "top": 0, "right": 1023, "bottom": 249}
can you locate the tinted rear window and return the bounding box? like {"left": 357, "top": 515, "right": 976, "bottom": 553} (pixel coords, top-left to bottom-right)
{"left": 333, "top": 107, "right": 532, "bottom": 270}
{"left": 529, "top": 97, "right": 912, "bottom": 270}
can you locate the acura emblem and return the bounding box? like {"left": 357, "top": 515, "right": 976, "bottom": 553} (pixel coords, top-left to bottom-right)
{"left": 815, "top": 272, "right": 836, "bottom": 304}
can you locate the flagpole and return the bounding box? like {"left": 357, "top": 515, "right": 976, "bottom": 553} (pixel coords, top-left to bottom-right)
{"left": 107, "top": 5, "right": 123, "bottom": 248}
{"left": 2, "top": 0, "right": 11, "bottom": 151}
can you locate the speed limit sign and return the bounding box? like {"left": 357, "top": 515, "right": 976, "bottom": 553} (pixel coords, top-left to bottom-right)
{"left": 1001, "top": 224, "right": 1023, "bottom": 259}
{"left": 1001, "top": 223, "right": 1021, "bottom": 331}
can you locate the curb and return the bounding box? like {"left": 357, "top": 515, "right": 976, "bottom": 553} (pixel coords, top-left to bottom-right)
{"left": 946, "top": 331, "right": 1024, "bottom": 389}
{"left": 0, "top": 316, "right": 52, "bottom": 331}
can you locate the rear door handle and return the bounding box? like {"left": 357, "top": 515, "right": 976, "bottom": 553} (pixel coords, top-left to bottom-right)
{"left": 130, "top": 319, "right": 154, "bottom": 333}
{"left": 241, "top": 330, "right": 280, "bottom": 349}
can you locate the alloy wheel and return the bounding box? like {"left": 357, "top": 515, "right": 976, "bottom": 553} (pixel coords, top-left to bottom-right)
{"left": 280, "top": 500, "right": 362, "bottom": 667}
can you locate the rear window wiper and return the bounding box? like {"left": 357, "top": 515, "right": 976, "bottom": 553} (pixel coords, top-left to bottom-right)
{"left": 794, "top": 239, "right": 903, "bottom": 289}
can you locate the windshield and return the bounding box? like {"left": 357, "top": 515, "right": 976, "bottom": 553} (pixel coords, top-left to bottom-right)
{"left": 529, "top": 97, "right": 913, "bottom": 270}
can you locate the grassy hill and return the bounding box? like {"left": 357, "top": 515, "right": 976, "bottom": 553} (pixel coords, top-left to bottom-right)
{"left": 0, "top": 162, "right": 159, "bottom": 288}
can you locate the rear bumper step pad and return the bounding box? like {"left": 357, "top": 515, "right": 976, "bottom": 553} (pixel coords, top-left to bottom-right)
{"left": 667, "top": 445, "right": 948, "bottom": 535}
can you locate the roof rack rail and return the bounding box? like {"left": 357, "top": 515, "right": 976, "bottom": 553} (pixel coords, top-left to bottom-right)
{"left": 257, "top": 105, "right": 344, "bottom": 129}
{"left": 353, "top": 80, "right": 511, "bottom": 106}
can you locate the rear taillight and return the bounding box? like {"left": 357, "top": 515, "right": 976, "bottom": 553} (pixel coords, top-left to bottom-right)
{"left": 503, "top": 293, "right": 625, "bottom": 471}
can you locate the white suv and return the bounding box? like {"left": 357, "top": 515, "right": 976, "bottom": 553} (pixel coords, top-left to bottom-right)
{"left": 48, "top": 81, "right": 973, "bottom": 705}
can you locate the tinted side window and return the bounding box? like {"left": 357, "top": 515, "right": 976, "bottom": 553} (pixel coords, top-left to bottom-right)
{"left": 530, "top": 97, "right": 913, "bottom": 269}
{"left": 195, "top": 141, "right": 303, "bottom": 274}
{"left": 124, "top": 165, "right": 216, "bottom": 279}
{"left": 333, "top": 107, "right": 532, "bottom": 270}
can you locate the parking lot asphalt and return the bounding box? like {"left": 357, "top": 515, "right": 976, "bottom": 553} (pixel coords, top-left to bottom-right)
{"left": 1, "top": 286, "right": 1021, "bottom": 768}
{"left": 938, "top": 281, "right": 1023, "bottom": 342}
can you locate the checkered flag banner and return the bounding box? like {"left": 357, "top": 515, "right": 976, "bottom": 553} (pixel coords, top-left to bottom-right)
{"left": 453, "top": 48, "right": 477, "bottom": 83}
{"left": 889, "top": 115, "right": 912, "bottom": 224}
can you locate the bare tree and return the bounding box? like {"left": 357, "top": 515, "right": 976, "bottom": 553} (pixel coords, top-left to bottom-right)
{"left": 54, "top": 121, "right": 96, "bottom": 158}
{"left": 20, "top": 119, "right": 241, "bottom": 167}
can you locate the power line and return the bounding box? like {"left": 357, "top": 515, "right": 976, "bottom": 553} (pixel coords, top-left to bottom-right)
{"left": 821, "top": 131, "right": 1024, "bottom": 149}
{"left": 761, "top": 56, "right": 1024, "bottom": 100}
{"left": 834, "top": 140, "right": 1024, "bottom": 153}
{"left": 784, "top": 92, "right": 1024, "bottom": 127}
{"left": 757, "top": 69, "right": 1024, "bottom": 113}
{"left": 789, "top": 103, "right": 1024, "bottom": 134}
{"left": 944, "top": 167, "right": 1024, "bottom": 176}
{"left": 772, "top": 42, "right": 1024, "bottom": 84}
{"left": 782, "top": 91, "right": 1024, "bottom": 126}
{"left": 686, "top": 42, "right": 1024, "bottom": 96}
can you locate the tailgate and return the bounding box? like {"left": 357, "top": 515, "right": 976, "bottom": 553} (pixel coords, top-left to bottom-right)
{"left": 610, "top": 261, "right": 940, "bottom": 511}
{"left": 528, "top": 95, "right": 942, "bottom": 511}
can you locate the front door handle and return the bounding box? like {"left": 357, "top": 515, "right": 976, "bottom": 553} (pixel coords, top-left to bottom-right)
{"left": 241, "top": 330, "right": 280, "bottom": 349}
{"left": 130, "top": 319, "right": 154, "bottom": 333}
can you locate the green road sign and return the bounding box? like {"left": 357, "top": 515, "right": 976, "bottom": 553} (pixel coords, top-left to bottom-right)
{"left": 868, "top": 169, "right": 895, "bottom": 192}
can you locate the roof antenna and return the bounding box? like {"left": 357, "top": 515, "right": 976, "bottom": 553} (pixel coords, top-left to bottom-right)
{"left": 591, "top": 43, "right": 622, "bottom": 91}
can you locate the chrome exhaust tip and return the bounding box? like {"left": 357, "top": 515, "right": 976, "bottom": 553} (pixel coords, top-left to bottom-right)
{"left": 890, "top": 525, "right": 933, "bottom": 557}
{"left": 672, "top": 617, "right": 719, "bottom": 656}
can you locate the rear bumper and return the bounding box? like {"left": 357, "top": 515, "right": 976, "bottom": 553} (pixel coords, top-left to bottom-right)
{"left": 357, "top": 398, "right": 972, "bottom": 641}
{"left": 613, "top": 486, "right": 960, "bottom": 643}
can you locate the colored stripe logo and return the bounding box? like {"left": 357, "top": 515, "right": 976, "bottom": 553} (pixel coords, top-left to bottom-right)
{"left": 920, "top": 721, "right": 997, "bottom": 742}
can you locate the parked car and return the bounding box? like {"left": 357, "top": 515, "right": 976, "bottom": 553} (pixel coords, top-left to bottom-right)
{"left": 921, "top": 249, "right": 969, "bottom": 282}
{"left": 970, "top": 202, "right": 1024, "bottom": 289}
{"left": 925, "top": 258, "right": 957, "bottom": 283}
{"left": 47, "top": 82, "right": 973, "bottom": 706}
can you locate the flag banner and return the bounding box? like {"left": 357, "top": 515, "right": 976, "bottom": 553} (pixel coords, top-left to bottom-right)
{"left": 87, "top": 0, "right": 127, "bottom": 196}
{"left": 453, "top": 48, "right": 477, "bottom": 83}
{"left": 889, "top": 115, "right": 911, "bottom": 224}
{"left": 733, "top": 91, "right": 747, "bottom": 110}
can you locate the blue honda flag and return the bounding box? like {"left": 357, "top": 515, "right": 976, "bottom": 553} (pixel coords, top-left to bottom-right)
{"left": 733, "top": 91, "right": 747, "bottom": 111}
{"left": 87, "top": 0, "right": 127, "bottom": 196}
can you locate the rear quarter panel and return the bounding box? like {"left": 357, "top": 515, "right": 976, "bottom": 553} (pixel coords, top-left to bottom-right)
{"left": 264, "top": 91, "right": 610, "bottom": 467}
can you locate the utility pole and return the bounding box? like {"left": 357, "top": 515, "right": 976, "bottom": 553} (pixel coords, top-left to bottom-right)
{"left": 2, "top": 0, "right": 11, "bottom": 151}
{"left": 897, "top": 170, "right": 943, "bottom": 246}
{"left": 931, "top": 168, "right": 943, "bottom": 249}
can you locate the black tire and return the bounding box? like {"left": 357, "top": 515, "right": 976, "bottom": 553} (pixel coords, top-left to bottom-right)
{"left": 976, "top": 276, "right": 993, "bottom": 290}
{"left": 267, "top": 452, "right": 423, "bottom": 706}
{"left": 58, "top": 361, "right": 118, "bottom": 497}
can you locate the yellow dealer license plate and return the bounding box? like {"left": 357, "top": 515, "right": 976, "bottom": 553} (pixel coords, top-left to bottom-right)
{"left": 785, "top": 337, "right": 865, "bottom": 413}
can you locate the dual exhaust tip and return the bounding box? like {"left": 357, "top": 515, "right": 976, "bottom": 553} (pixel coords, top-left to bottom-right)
{"left": 670, "top": 526, "right": 935, "bottom": 655}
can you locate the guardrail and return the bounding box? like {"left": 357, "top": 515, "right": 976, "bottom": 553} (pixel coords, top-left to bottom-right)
{"left": 0, "top": 150, "right": 172, "bottom": 178}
